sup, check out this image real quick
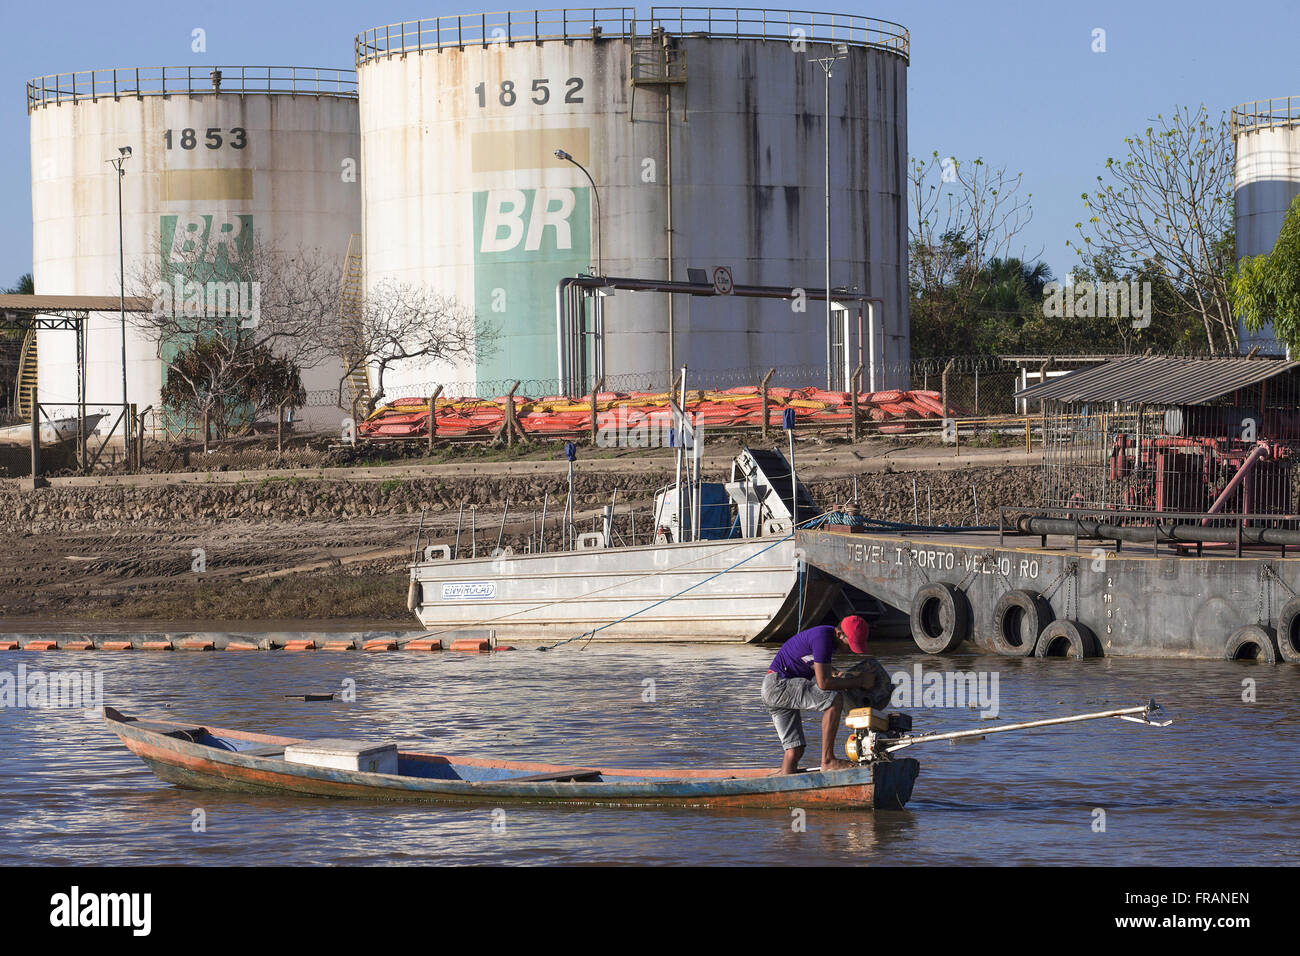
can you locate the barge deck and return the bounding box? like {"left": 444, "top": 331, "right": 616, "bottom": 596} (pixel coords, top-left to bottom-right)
{"left": 799, "top": 513, "right": 1300, "bottom": 662}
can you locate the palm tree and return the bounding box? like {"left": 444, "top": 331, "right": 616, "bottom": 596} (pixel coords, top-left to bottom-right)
{"left": 2, "top": 273, "right": 34, "bottom": 295}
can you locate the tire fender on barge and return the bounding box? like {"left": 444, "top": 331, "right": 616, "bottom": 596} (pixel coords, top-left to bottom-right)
{"left": 990, "top": 589, "right": 1053, "bottom": 656}
{"left": 1034, "top": 620, "right": 1100, "bottom": 659}
{"left": 1224, "top": 624, "right": 1280, "bottom": 663}
{"left": 909, "top": 582, "right": 970, "bottom": 654}
{"left": 1273, "top": 597, "right": 1300, "bottom": 663}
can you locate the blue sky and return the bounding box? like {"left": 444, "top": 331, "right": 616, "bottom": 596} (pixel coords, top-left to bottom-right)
{"left": 2, "top": 0, "right": 1296, "bottom": 286}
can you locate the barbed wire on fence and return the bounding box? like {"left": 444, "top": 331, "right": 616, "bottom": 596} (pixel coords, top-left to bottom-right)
{"left": 300, "top": 355, "right": 1047, "bottom": 415}
{"left": 179, "top": 350, "right": 1233, "bottom": 426}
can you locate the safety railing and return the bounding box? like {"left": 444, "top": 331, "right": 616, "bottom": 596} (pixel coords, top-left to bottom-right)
{"left": 649, "top": 7, "right": 907, "bottom": 55}
{"left": 356, "top": 8, "right": 637, "bottom": 61}
{"left": 355, "top": 7, "right": 908, "bottom": 63}
{"left": 1231, "top": 95, "right": 1300, "bottom": 137}
{"left": 27, "top": 66, "right": 358, "bottom": 111}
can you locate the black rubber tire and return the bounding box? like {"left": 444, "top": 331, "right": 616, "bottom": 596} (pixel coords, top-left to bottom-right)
{"left": 1034, "top": 620, "right": 1100, "bottom": 659}
{"left": 990, "top": 589, "right": 1053, "bottom": 656}
{"left": 909, "top": 583, "right": 970, "bottom": 654}
{"left": 1274, "top": 598, "right": 1300, "bottom": 664}
{"left": 1224, "top": 625, "right": 1280, "bottom": 664}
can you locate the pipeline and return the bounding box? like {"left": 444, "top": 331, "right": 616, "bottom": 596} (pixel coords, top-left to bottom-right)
{"left": 1016, "top": 514, "right": 1300, "bottom": 547}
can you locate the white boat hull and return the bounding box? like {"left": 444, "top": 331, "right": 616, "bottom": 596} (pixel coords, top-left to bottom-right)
{"left": 0, "top": 413, "right": 106, "bottom": 446}
{"left": 409, "top": 536, "right": 840, "bottom": 643}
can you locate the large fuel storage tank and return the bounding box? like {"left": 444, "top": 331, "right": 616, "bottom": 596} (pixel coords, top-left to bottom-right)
{"left": 356, "top": 7, "right": 910, "bottom": 398}
{"left": 1232, "top": 95, "right": 1300, "bottom": 355}
{"left": 28, "top": 65, "right": 361, "bottom": 431}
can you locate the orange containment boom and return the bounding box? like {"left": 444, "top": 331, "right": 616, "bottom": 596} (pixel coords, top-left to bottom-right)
{"left": 358, "top": 387, "right": 963, "bottom": 439}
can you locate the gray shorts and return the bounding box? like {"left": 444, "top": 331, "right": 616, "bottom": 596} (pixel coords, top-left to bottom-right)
{"left": 761, "top": 671, "right": 839, "bottom": 752}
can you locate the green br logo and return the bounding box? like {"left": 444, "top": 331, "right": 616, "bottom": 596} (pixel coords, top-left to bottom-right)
{"left": 479, "top": 188, "right": 579, "bottom": 253}
{"left": 473, "top": 187, "right": 591, "bottom": 383}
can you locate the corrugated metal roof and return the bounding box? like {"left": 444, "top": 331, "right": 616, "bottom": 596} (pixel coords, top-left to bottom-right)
{"left": 0, "top": 294, "right": 154, "bottom": 313}
{"left": 1014, "top": 356, "right": 1300, "bottom": 405}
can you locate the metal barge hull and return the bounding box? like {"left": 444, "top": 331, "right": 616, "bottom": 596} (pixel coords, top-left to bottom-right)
{"left": 799, "top": 526, "right": 1300, "bottom": 661}
{"left": 410, "top": 536, "right": 840, "bottom": 644}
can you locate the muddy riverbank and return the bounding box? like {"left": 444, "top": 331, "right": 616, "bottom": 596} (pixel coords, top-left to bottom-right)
{"left": 0, "top": 453, "right": 1039, "bottom": 628}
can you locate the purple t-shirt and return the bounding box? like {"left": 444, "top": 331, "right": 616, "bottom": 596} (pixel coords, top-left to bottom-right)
{"left": 769, "top": 625, "right": 836, "bottom": 680}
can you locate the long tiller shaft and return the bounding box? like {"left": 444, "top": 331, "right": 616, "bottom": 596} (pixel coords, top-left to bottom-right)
{"left": 884, "top": 704, "right": 1168, "bottom": 753}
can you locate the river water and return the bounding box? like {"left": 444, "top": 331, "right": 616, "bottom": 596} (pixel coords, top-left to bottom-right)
{"left": 1, "top": 644, "right": 1296, "bottom": 866}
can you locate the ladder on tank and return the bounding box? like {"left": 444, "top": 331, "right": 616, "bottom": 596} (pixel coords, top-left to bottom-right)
{"left": 339, "top": 234, "right": 370, "bottom": 418}
{"left": 16, "top": 326, "right": 37, "bottom": 421}
{"left": 629, "top": 26, "right": 687, "bottom": 121}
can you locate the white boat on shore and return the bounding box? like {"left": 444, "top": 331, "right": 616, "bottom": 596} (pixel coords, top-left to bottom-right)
{"left": 0, "top": 413, "right": 105, "bottom": 446}
{"left": 407, "top": 448, "right": 841, "bottom": 644}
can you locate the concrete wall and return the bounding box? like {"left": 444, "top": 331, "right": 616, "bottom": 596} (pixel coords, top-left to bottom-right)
{"left": 29, "top": 78, "right": 361, "bottom": 430}
{"left": 359, "top": 27, "right": 910, "bottom": 397}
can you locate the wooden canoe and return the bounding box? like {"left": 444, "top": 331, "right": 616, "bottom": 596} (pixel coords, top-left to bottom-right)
{"left": 104, "top": 707, "right": 920, "bottom": 810}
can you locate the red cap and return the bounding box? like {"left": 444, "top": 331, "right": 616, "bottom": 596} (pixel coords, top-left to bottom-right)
{"left": 840, "top": 616, "right": 870, "bottom": 654}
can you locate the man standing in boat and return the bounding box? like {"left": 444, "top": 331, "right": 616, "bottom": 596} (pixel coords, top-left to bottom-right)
{"left": 762, "top": 616, "right": 878, "bottom": 774}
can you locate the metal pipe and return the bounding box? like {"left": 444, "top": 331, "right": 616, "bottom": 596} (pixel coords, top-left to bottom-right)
{"left": 823, "top": 61, "right": 831, "bottom": 389}
{"left": 884, "top": 703, "right": 1163, "bottom": 753}
{"left": 1017, "top": 514, "right": 1300, "bottom": 547}
{"left": 566, "top": 460, "right": 574, "bottom": 550}
{"left": 606, "top": 488, "right": 618, "bottom": 547}
{"left": 665, "top": 74, "right": 675, "bottom": 384}
{"left": 1201, "top": 443, "right": 1269, "bottom": 525}
{"left": 29, "top": 385, "right": 40, "bottom": 485}
{"left": 788, "top": 425, "right": 797, "bottom": 529}
{"left": 495, "top": 496, "right": 510, "bottom": 552}
{"left": 540, "top": 492, "right": 549, "bottom": 554}
{"left": 862, "top": 298, "right": 884, "bottom": 391}
{"left": 113, "top": 150, "right": 128, "bottom": 415}
{"left": 681, "top": 366, "right": 691, "bottom": 541}
{"left": 412, "top": 507, "right": 427, "bottom": 565}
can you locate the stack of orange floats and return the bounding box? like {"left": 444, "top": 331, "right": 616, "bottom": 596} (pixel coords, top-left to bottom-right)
{"left": 359, "top": 387, "right": 961, "bottom": 440}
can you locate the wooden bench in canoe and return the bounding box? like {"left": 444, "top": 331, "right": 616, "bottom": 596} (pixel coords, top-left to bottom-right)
{"left": 103, "top": 707, "right": 919, "bottom": 810}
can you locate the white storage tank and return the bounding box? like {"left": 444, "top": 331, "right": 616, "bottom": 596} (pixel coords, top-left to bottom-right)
{"left": 1232, "top": 95, "right": 1300, "bottom": 355}
{"left": 356, "top": 7, "right": 910, "bottom": 396}
{"left": 28, "top": 65, "right": 361, "bottom": 431}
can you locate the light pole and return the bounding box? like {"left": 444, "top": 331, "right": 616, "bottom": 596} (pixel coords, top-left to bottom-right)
{"left": 810, "top": 43, "right": 847, "bottom": 390}
{"left": 555, "top": 148, "right": 605, "bottom": 391}
{"left": 554, "top": 148, "right": 601, "bottom": 276}
{"left": 107, "top": 146, "right": 132, "bottom": 412}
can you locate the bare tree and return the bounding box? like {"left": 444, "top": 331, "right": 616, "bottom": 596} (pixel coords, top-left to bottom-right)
{"left": 1070, "top": 105, "right": 1237, "bottom": 353}
{"left": 339, "top": 278, "right": 492, "bottom": 418}
{"left": 909, "top": 152, "right": 1036, "bottom": 294}
{"left": 128, "top": 229, "right": 341, "bottom": 440}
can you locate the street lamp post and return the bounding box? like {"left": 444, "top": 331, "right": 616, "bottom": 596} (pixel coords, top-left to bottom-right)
{"left": 107, "top": 146, "right": 132, "bottom": 414}
{"left": 810, "top": 44, "right": 847, "bottom": 390}
{"left": 555, "top": 148, "right": 604, "bottom": 392}
{"left": 554, "top": 148, "right": 601, "bottom": 276}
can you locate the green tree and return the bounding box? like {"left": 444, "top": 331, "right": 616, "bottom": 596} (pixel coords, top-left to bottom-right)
{"left": 1234, "top": 193, "right": 1300, "bottom": 352}
{"left": 160, "top": 336, "right": 304, "bottom": 449}
{"left": 1070, "top": 105, "right": 1236, "bottom": 353}
{"left": 1, "top": 274, "right": 34, "bottom": 345}
{"left": 2, "top": 273, "right": 34, "bottom": 295}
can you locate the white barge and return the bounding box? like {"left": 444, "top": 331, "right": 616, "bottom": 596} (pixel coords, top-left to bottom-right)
{"left": 406, "top": 448, "right": 841, "bottom": 643}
